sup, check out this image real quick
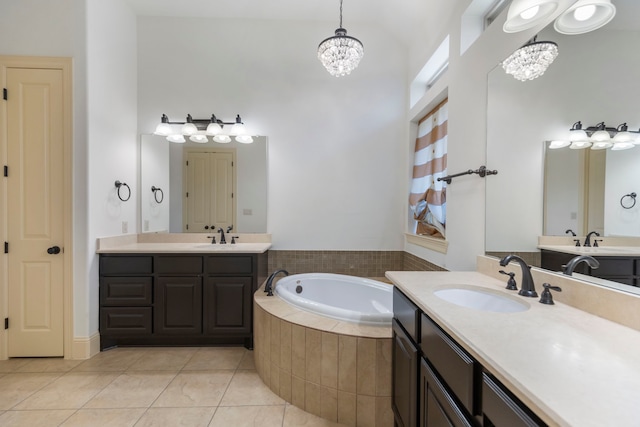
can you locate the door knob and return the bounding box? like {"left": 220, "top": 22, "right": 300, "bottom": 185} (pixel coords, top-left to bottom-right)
{"left": 47, "top": 246, "right": 61, "bottom": 254}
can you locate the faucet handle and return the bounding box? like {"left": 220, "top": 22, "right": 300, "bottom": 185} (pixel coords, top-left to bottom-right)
{"left": 207, "top": 235, "right": 217, "bottom": 244}
{"left": 499, "top": 270, "right": 518, "bottom": 290}
{"left": 539, "top": 283, "right": 562, "bottom": 305}
{"left": 593, "top": 239, "right": 602, "bottom": 247}
{"left": 231, "top": 236, "right": 239, "bottom": 244}
{"left": 573, "top": 239, "right": 581, "bottom": 247}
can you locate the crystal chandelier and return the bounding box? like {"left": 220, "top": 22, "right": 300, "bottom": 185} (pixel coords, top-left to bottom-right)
{"left": 317, "top": 0, "right": 364, "bottom": 77}
{"left": 502, "top": 37, "right": 558, "bottom": 82}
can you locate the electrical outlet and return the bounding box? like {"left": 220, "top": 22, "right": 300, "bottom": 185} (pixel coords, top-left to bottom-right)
{"left": 243, "top": 209, "right": 253, "bottom": 216}
{"left": 144, "top": 220, "right": 149, "bottom": 231}
{"left": 122, "top": 221, "right": 128, "bottom": 234}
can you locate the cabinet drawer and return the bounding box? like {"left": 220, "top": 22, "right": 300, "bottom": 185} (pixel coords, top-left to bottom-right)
{"left": 421, "top": 359, "right": 475, "bottom": 427}
{"left": 393, "top": 287, "right": 420, "bottom": 343}
{"left": 421, "top": 314, "right": 477, "bottom": 416}
{"left": 206, "top": 256, "right": 253, "bottom": 274}
{"left": 100, "top": 307, "right": 152, "bottom": 335}
{"left": 482, "top": 372, "right": 545, "bottom": 427}
{"left": 100, "top": 277, "right": 152, "bottom": 306}
{"left": 155, "top": 256, "right": 203, "bottom": 274}
{"left": 100, "top": 256, "right": 153, "bottom": 275}
{"left": 591, "top": 257, "right": 633, "bottom": 277}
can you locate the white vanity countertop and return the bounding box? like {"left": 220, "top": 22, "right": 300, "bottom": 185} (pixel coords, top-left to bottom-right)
{"left": 386, "top": 271, "right": 640, "bottom": 427}
{"left": 96, "top": 242, "right": 271, "bottom": 254}
{"left": 538, "top": 244, "right": 640, "bottom": 256}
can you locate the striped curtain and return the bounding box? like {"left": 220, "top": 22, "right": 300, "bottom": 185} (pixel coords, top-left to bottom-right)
{"left": 409, "top": 99, "right": 448, "bottom": 238}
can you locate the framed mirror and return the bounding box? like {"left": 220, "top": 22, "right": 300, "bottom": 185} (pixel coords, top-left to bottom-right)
{"left": 140, "top": 134, "right": 268, "bottom": 233}
{"left": 485, "top": 0, "right": 640, "bottom": 289}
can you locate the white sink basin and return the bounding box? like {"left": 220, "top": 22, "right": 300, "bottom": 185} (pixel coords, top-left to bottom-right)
{"left": 434, "top": 288, "right": 529, "bottom": 313}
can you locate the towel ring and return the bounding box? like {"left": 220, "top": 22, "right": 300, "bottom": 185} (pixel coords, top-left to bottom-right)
{"left": 114, "top": 180, "right": 131, "bottom": 202}
{"left": 620, "top": 192, "right": 636, "bottom": 209}
{"left": 151, "top": 186, "right": 164, "bottom": 204}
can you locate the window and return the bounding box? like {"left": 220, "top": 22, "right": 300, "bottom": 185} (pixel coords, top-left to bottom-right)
{"left": 409, "top": 99, "right": 448, "bottom": 241}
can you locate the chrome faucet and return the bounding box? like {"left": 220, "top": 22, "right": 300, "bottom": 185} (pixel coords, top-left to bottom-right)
{"left": 584, "top": 231, "right": 600, "bottom": 247}
{"left": 499, "top": 254, "right": 537, "bottom": 297}
{"left": 264, "top": 269, "right": 289, "bottom": 296}
{"left": 562, "top": 255, "right": 599, "bottom": 276}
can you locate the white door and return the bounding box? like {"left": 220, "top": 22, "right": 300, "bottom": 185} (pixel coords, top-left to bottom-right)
{"left": 6, "top": 67, "right": 65, "bottom": 357}
{"left": 184, "top": 150, "right": 234, "bottom": 233}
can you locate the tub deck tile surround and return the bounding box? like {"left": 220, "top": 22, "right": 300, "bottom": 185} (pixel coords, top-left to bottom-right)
{"left": 254, "top": 286, "right": 393, "bottom": 427}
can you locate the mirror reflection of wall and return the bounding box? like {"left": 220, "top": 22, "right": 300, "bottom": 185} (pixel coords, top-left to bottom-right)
{"left": 140, "top": 135, "right": 171, "bottom": 233}
{"left": 486, "top": 1, "right": 640, "bottom": 254}
{"left": 140, "top": 134, "right": 268, "bottom": 234}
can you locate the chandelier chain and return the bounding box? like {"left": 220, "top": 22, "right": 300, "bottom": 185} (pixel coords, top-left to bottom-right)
{"left": 339, "top": 0, "right": 343, "bottom": 28}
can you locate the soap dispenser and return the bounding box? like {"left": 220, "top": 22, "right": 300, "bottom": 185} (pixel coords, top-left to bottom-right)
{"left": 539, "top": 283, "right": 562, "bottom": 305}
{"left": 499, "top": 270, "right": 518, "bottom": 291}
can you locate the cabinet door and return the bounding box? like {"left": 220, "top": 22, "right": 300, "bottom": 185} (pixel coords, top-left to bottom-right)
{"left": 420, "top": 359, "right": 475, "bottom": 427}
{"left": 155, "top": 277, "right": 202, "bottom": 335}
{"left": 204, "top": 276, "right": 252, "bottom": 335}
{"left": 392, "top": 319, "right": 418, "bottom": 427}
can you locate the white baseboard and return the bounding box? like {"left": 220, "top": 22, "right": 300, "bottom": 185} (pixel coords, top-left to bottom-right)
{"left": 70, "top": 332, "right": 100, "bottom": 360}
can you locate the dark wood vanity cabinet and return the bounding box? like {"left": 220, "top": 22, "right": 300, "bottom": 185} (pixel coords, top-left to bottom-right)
{"left": 99, "top": 252, "right": 266, "bottom": 350}
{"left": 541, "top": 249, "right": 639, "bottom": 286}
{"left": 392, "top": 287, "right": 546, "bottom": 427}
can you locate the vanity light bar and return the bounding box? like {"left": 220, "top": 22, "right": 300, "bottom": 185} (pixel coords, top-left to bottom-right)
{"left": 550, "top": 121, "right": 640, "bottom": 151}
{"left": 154, "top": 113, "right": 254, "bottom": 144}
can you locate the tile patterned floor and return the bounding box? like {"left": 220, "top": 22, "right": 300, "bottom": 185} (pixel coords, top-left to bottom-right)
{"left": 0, "top": 347, "right": 348, "bottom": 427}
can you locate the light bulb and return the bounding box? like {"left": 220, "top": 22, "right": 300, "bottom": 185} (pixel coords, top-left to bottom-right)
{"left": 189, "top": 134, "right": 208, "bottom": 143}
{"left": 181, "top": 122, "right": 198, "bottom": 136}
{"left": 548, "top": 140, "right": 570, "bottom": 149}
{"left": 167, "top": 134, "right": 186, "bottom": 143}
{"left": 235, "top": 135, "right": 254, "bottom": 144}
{"left": 154, "top": 122, "right": 171, "bottom": 136}
{"left": 574, "top": 4, "right": 596, "bottom": 21}
{"left": 213, "top": 135, "right": 231, "bottom": 144}
{"left": 206, "top": 122, "right": 222, "bottom": 135}
{"left": 570, "top": 141, "right": 592, "bottom": 149}
{"left": 611, "top": 142, "right": 635, "bottom": 151}
{"left": 590, "top": 130, "right": 611, "bottom": 142}
{"left": 591, "top": 141, "right": 612, "bottom": 150}
{"left": 520, "top": 5, "right": 540, "bottom": 20}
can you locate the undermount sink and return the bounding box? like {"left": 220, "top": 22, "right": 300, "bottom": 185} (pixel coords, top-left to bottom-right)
{"left": 434, "top": 287, "right": 529, "bottom": 313}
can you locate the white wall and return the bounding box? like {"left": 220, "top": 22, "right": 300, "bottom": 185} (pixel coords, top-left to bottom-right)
{"left": 85, "top": 0, "right": 138, "bottom": 336}
{"left": 137, "top": 17, "right": 408, "bottom": 250}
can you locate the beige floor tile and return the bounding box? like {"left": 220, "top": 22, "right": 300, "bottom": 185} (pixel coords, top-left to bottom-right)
{"left": 0, "top": 409, "right": 75, "bottom": 426}
{"left": 0, "top": 373, "right": 61, "bottom": 410}
{"left": 135, "top": 407, "right": 215, "bottom": 427}
{"left": 220, "top": 370, "right": 285, "bottom": 406}
{"left": 238, "top": 349, "right": 256, "bottom": 370}
{"left": 127, "top": 348, "right": 198, "bottom": 371}
{"left": 60, "top": 408, "right": 145, "bottom": 427}
{"left": 84, "top": 371, "right": 176, "bottom": 408}
{"left": 283, "top": 404, "right": 348, "bottom": 427}
{"left": 73, "top": 349, "right": 146, "bottom": 372}
{"left": 0, "top": 358, "right": 31, "bottom": 373}
{"left": 16, "top": 358, "right": 83, "bottom": 373}
{"left": 182, "top": 347, "right": 246, "bottom": 371}
{"left": 153, "top": 370, "right": 234, "bottom": 407}
{"left": 14, "top": 372, "right": 118, "bottom": 409}
{"left": 209, "top": 405, "right": 285, "bottom": 427}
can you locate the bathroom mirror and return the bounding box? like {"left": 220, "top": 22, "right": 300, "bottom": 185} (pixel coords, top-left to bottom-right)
{"left": 485, "top": 0, "right": 640, "bottom": 289}
{"left": 140, "top": 134, "right": 268, "bottom": 233}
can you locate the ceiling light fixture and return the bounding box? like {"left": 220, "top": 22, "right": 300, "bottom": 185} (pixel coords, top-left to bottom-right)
{"left": 503, "top": 0, "right": 560, "bottom": 33}
{"left": 153, "top": 113, "right": 253, "bottom": 144}
{"left": 551, "top": 121, "right": 640, "bottom": 151}
{"left": 317, "top": 0, "right": 364, "bottom": 77}
{"left": 502, "top": 36, "right": 558, "bottom": 81}
{"left": 554, "top": 0, "right": 616, "bottom": 35}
